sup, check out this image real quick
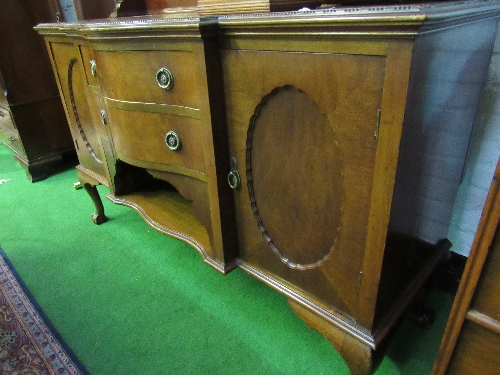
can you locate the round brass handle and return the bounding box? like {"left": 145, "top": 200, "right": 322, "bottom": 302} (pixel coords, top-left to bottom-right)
{"left": 165, "top": 131, "right": 181, "bottom": 151}
{"left": 156, "top": 68, "right": 174, "bottom": 90}
{"left": 228, "top": 170, "right": 241, "bottom": 190}
{"left": 90, "top": 60, "right": 97, "bottom": 77}
{"left": 228, "top": 157, "right": 241, "bottom": 190}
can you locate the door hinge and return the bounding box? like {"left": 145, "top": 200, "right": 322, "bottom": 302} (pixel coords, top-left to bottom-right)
{"left": 358, "top": 271, "right": 363, "bottom": 292}
{"left": 374, "top": 109, "right": 381, "bottom": 141}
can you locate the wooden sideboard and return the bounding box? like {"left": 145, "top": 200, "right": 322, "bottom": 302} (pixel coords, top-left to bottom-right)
{"left": 35, "top": 2, "right": 500, "bottom": 374}
{"left": 0, "top": 0, "right": 76, "bottom": 181}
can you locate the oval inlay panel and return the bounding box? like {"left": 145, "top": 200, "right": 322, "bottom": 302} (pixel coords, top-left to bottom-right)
{"left": 68, "top": 58, "right": 102, "bottom": 164}
{"left": 246, "top": 85, "right": 343, "bottom": 270}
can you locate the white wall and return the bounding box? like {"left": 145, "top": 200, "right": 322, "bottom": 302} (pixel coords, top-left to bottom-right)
{"left": 447, "top": 25, "right": 500, "bottom": 257}
{"left": 389, "top": 18, "right": 499, "bottom": 247}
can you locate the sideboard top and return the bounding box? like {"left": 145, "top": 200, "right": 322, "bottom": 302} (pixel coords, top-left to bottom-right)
{"left": 35, "top": 0, "right": 500, "bottom": 39}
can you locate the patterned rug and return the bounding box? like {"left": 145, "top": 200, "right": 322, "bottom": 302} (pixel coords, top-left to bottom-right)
{"left": 0, "top": 249, "right": 88, "bottom": 374}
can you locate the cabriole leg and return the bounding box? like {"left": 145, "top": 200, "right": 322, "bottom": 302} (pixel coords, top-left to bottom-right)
{"left": 82, "top": 182, "right": 108, "bottom": 225}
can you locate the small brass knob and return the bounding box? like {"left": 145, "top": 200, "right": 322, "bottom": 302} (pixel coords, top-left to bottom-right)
{"left": 228, "top": 157, "right": 241, "bottom": 190}
{"left": 165, "top": 131, "right": 181, "bottom": 151}
{"left": 8, "top": 136, "right": 16, "bottom": 142}
{"left": 90, "top": 60, "right": 97, "bottom": 77}
{"left": 156, "top": 68, "right": 174, "bottom": 90}
{"left": 100, "top": 110, "right": 107, "bottom": 125}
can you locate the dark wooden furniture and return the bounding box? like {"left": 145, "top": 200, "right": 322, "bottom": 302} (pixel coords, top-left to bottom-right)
{"left": 197, "top": 0, "right": 321, "bottom": 15}
{"left": 0, "top": 0, "right": 76, "bottom": 181}
{"left": 35, "top": 2, "right": 500, "bottom": 374}
{"left": 431, "top": 157, "right": 500, "bottom": 374}
{"left": 111, "top": 0, "right": 316, "bottom": 16}
{"left": 73, "top": 0, "right": 118, "bottom": 20}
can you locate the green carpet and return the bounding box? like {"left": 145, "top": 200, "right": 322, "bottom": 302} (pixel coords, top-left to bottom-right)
{"left": 0, "top": 144, "right": 454, "bottom": 374}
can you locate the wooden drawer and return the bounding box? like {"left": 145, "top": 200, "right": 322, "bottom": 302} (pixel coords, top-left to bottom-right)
{"left": 107, "top": 108, "right": 206, "bottom": 178}
{"left": 79, "top": 45, "right": 100, "bottom": 87}
{"left": 0, "top": 106, "right": 23, "bottom": 155}
{"left": 96, "top": 49, "right": 200, "bottom": 108}
{"left": 447, "top": 321, "right": 500, "bottom": 375}
{"left": 85, "top": 86, "right": 109, "bottom": 137}
{"left": 470, "top": 225, "right": 500, "bottom": 320}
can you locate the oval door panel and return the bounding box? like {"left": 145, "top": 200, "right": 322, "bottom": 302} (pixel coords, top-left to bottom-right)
{"left": 246, "top": 85, "right": 343, "bottom": 270}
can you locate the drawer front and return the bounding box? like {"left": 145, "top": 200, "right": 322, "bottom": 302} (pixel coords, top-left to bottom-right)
{"left": 0, "top": 106, "right": 23, "bottom": 154}
{"left": 471, "top": 225, "right": 500, "bottom": 318}
{"left": 97, "top": 50, "right": 200, "bottom": 108}
{"left": 108, "top": 108, "right": 206, "bottom": 178}
{"left": 79, "top": 45, "right": 100, "bottom": 87}
{"left": 447, "top": 321, "right": 500, "bottom": 375}
{"left": 85, "top": 86, "right": 109, "bottom": 137}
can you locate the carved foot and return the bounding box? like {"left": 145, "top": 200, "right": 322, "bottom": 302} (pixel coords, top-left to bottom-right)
{"left": 288, "top": 299, "right": 383, "bottom": 375}
{"left": 408, "top": 282, "right": 435, "bottom": 329}
{"left": 90, "top": 212, "right": 108, "bottom": 225}
{"left": 83, "top": 183, "right": 108, "bottom": 225}
{"left": 408, "top": 306, "right": 436, "bottom": 329}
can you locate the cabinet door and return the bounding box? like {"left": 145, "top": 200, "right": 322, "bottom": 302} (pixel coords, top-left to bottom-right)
{"left": 47, "top": 41, "right": 106, "bottom": 178}
{"left": 223, "top": 48, "right": 386, "bottom": 319}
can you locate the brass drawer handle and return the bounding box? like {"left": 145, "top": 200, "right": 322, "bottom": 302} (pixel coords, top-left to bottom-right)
{"left": 165, "top": 131, "right": 181, "bottom": 151}
{"left": 228, "top": 157, "right": 241, "bottom": 190}
{"left": 156, "top": 68, "right": 174, "bottom": 90}
{"left": 90, "top": 60, "right": 97, "bottom": 77}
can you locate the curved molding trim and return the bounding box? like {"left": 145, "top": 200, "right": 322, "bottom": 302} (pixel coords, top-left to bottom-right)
{"left": 106, "top": 193, "right": 237, "bottom": 274}
{"left": 67, "top": 58, "right": 103, "bottom": 164}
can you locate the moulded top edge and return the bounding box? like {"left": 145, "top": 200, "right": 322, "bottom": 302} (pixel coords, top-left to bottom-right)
{"left": 34, "top": 0, "right": 500, "bottom": 37}
{"left": 217, "top": 5, "right": 424, "bottom": 24}
{"left": 35, "top": 13, "right": 426, "bottom": 39}
{"left": 217, "top": 0, "right": 500, "bottom": 30}
{"left": 35, "top": 14, "right": 204, "bottom": 36}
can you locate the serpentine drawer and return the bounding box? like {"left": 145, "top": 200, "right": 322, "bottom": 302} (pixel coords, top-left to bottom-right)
{"left": 107, "top": 107, "right": 206, "bottom": 179}
{"left": 95, "top": 49, "right": 200, "bottom": 109}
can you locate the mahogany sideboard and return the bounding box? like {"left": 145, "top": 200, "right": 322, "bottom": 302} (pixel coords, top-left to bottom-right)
{"left": 0, "top": 0, "right": 76, "bottom": 181}
{"left": 36, "top": 2, "right": 500, "bottom": 374}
